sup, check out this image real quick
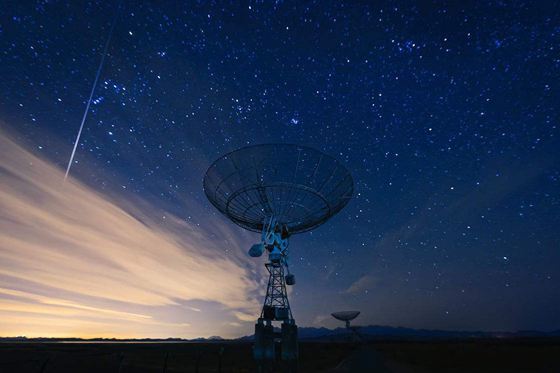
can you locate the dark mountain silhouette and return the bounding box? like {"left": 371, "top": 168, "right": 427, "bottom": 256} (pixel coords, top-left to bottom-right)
{"left": 239, "top": 325, "right": 560, "bottom": 341}
{"left": 2, "top": 326, "right": 559, "bottom": 343}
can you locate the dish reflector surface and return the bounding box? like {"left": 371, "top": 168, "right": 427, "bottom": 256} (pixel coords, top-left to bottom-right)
{"left": 203, "top": 144, "right": 353, "bottom": 234}
{"left": 331, "top": 311, "right": 360, "bottom": 321}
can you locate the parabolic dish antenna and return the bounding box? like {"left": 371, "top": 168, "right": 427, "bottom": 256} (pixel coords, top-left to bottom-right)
{"left": 204, "top": 144, "right": 353, "bottom": 366}
{"left": 332, "top": 311, "right": 361, "bottom": 340}
{"left": 331, "top": 311, "right": 360, "bottom": 322}
{"left": 203, "top": 144, "right": 353, "bottom": 234}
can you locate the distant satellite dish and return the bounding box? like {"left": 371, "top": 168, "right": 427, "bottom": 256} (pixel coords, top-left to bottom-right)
{"left": 332, "top": 311, "right": 360, "bottom": 321}
{"left": 332, "top": 311, "right": 360, "bottom": 329}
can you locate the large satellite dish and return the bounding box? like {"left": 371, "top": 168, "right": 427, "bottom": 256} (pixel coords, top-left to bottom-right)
{"left": 203, "top": 144, "right": 353, "bottom": 235}
{"left": 203, "top": 144, "right": 353, "bottom": 366}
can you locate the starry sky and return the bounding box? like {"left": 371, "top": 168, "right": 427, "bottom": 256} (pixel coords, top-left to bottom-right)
{"left": 0, "top": 1, "right": 559, "bottom": 338}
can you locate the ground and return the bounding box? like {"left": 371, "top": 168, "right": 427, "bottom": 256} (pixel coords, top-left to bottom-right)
{"left": 0, "top": 339, "right": 558, "bottom": 372}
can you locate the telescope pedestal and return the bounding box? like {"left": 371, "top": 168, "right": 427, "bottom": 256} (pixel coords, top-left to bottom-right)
{"left": 253, "top": 261, "right": 298, "bottom": 372}
{"left": 254, "top": 320, "right": 298, "bottom": 372}
{"left": 281, "top": 321, "right": 298, "bottom": 370}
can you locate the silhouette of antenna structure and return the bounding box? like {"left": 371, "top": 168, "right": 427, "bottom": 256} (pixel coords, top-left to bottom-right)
{"left": 332, "top": 311, "right": 362, "bottom": 342}
{"left": 204, "top": 144, "right": 353, "bottom": 371}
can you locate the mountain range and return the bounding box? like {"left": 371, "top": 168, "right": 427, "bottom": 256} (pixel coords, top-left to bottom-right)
{"left": 240, "top": 324, "right": 560, "bottom": 341}
{"left": 2, "top": 325, "right": 559, "bottom": 342}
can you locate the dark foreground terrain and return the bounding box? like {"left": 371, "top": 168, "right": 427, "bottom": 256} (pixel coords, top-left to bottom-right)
{"left": 0, "top": 339, "right": 558, "bottom": 373}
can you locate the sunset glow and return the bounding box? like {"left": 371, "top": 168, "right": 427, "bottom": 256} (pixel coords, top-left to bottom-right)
{"left": 0, "top": 131, "right": 262, "bottom": 338}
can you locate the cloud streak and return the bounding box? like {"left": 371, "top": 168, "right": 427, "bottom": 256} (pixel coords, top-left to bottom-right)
{"left": 0, "top": 130, "right": 261, "bottom": 338}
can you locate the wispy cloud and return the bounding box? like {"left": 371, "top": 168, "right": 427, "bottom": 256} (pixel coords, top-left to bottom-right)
{"left": 0, "top": 130, "right": 261, "bottom": 338}
{"left": 346, "top": 275, "right": 376, "bottom": 294}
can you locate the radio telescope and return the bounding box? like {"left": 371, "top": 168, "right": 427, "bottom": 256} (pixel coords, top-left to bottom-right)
{"left": 332, "top": 311, "right": 360, "bottom": 329}
{"left": 204, "top": 144, "right": 353, "bottom": 367}
{"left": 332, "top": 311, "right": 362, "bottom": 341}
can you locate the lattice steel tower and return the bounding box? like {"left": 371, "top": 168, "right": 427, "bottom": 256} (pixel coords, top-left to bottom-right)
{"left": 262, "top": 263, "right": 292, "bottom": 320}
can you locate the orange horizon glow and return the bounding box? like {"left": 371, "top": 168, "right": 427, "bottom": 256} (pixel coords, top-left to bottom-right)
{"left": 0, "top": 129, "right": 264, "bottom": 339}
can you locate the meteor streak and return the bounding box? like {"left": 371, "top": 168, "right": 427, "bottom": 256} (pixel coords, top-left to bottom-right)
{"left": 64, "top": 4, "right": 120, "bottom": 181}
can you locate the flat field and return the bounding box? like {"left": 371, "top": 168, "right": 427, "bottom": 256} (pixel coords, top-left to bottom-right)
{"left": 0, "top": 339, "right": 558, "bottom": 372}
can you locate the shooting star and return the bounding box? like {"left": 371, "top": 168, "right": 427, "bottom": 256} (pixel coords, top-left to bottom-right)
{"left": 64, "top": 4, "right": 121, "bottom": 181}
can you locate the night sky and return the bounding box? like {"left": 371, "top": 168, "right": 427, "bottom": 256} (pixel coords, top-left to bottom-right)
{"left": 1, "top": 1, "right": 559, "bottom": 338}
